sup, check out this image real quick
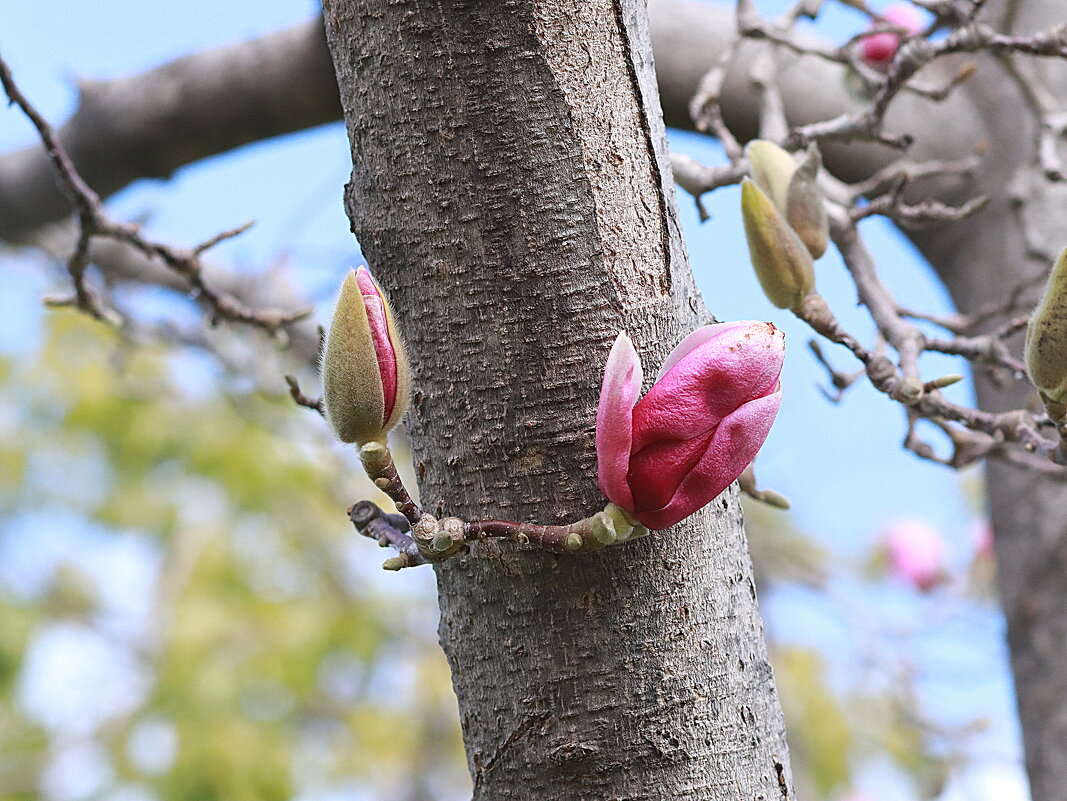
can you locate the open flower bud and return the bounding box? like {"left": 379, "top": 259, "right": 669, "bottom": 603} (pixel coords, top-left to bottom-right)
{"left": 1025, "top": 246, "right": 1067, "bottom": 411}
{"left": 321, "top": 267, "right": 411, "bottom": 444}
{"left": 741, "top": 177, "right": 816, "bottom": 309}
{"left": 596, "top": 323, "right": 784, "bottom": 531}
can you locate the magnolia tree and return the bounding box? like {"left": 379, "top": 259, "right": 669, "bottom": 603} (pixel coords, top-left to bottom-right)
{"left": 3, "top": 0, "right": 1067, "bottom": 799}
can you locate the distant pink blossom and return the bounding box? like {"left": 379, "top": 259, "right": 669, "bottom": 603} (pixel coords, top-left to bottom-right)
{"left": 859, "top": 4, "right": 925, "bottom": 68}
{"left": 596, "top": 322, "right": 784, "bottom": 530}
{"left": 882, "top": 519, "right": 947, "bottom": 591}
{"left": 970, "top": 518, "right": 994, "bottom": 560}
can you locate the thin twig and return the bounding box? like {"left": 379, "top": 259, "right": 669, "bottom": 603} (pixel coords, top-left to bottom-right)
{"left": 0, "top": 52, "right": 309, "bottom": 335}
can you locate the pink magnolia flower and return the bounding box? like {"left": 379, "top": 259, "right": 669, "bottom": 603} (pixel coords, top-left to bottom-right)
{"left": 859, "top": 4, "right": 924, "bottom": 68}
{"left": 596, "top": 322, "right": 785, "bottom": 531}
{"left": 882, "top": 519, "right": 947, "bottom": 591}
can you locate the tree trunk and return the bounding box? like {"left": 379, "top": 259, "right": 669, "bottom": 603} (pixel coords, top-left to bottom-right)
{"left": 320, "top": 1, "right": 794, "bottom": 798}
{"left": 904, "top": 5, "right": 1067, "bottom": 797}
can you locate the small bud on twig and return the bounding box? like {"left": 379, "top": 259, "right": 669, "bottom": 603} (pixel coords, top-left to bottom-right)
{"left": 741, "top": 178, "right": 816, "bottom": 309}
{"left": 745, "top": 139, "right": 828, "bottom": 260}
{"left": 894, "top": 376, "right": 926, "bottom": 404}
{"left": 1026, "top": 247, "right": 1067, "bottom": 420}
{"left": 926, "top": 374, "right": 965, "bottom": 391}
{"left": 321, "top": 268, "right": 412, "bottom": 445}
{"left": 785, "top": 145, "right": 829, "bottom": 259}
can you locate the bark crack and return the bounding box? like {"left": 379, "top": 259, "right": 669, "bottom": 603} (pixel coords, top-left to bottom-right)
{"left": 611, "top": 0, "right": 672, "bottom": 296}
{"left": 473, "top": 711, "right": 552, "bottom": 791}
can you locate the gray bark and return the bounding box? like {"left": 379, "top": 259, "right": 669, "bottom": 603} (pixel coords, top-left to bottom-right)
{"left": 320, "top": 1, "right": 793, "bottom": 799}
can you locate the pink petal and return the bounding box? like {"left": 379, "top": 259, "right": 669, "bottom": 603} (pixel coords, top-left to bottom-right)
{"left": 860, "top": 32, "right": 900, "bottom": 65}
{"left": 631, "top": 322, "right": 784, "bottom": 452}
{"left": 882, "top": 4, "right": 924, "bottom": 32}
{"left": 860, "top": 4, "right": 924, "bottom": 66}
{"left": 596, "top": 332, "right": 643, "bottom": 513}
{"left": 883, "top": 519, "right": 946, "bottom": 591}
{"left": 654, "top": 321, "right": 749, "bottom": 382}
{"left": 634, "top": 390, "right": 781, "bottom": 530}
{"left": 626, "top": 429, "right": 714, "bottom": 514}
{"left": 356, "top": 266, "right": 398, "bottom": 424}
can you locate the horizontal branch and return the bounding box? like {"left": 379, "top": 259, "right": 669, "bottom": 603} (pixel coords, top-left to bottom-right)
{"left": 0, "top": 1, "right": 983, "bottom": 245}
{"left": 0, "top": 19, "right": 339, "bottom": 243}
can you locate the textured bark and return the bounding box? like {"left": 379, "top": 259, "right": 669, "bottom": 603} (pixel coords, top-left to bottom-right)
{"left": 321, "top": 1, "right": 793, "bottom": 798}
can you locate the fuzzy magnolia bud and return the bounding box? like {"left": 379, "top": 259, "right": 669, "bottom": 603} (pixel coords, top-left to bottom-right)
{"left": 746, "top": 139, "right": 828, "bottom": 259}
{"left": 784, "top": 146, "right": 829, "bottom": 259}
{"left": 746, "top": 139, "right": 796, "bottom": 212}
{"left": 321, "top": 267, "right": 411, "bottom": 444}
{"left": 859, "top": 4, "right": 925, "bottom": 69}
{"left": 741, "top": 177, "right": 816, "bottom": 309}
{"left": 1025, "top": 246, "right": 1067, "bottom": 413}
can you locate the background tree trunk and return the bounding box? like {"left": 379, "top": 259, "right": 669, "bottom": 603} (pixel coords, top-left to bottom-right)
{"left": 321, "top": 1, "right": 794, "bottom": 798}
{"left": 904, "top": 4, "right": 1067, "bottom": 795}
{"left": 654, "top": 5, "right": 1067, "bottom": 797}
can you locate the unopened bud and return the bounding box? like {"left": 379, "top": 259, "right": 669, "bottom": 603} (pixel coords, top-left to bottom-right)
{"left": 746, "top": 140, "right": 828, "bottom": 260}
{"left": 322, "top": 268, "right": 412, "bottom": 444}
{"left": 929, "top": 374, "right": 964, "bottom": 390}
{"left": 741, "top": 178, "right": 816, "bottom": 309}
{"left": 785, "top": 145, "right": 829, "bottom": 259}
{"left": 1026, "top": 247, "right": 1067, "bottom": 413}
{"left": 895, "top": 376, "right": 925, "bottom": 404}
{"left": 746, "top": 140, "right": 797, "bottom": 212}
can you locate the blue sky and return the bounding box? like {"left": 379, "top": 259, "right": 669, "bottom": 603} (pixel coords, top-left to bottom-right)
{"left": 0, "top": 1, "right": 1030, "bottom": 799}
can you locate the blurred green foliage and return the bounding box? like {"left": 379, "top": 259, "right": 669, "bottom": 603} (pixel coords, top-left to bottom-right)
{"left": 0, "top": 314, "right": 466, "bottom": 801}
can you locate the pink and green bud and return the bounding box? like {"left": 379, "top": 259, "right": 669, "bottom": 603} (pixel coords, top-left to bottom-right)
{"left": 321, "top": 267, "right": 411, "bottom": 444}
{"left": 595, "top": 323, "right": 784, "bottom": 531}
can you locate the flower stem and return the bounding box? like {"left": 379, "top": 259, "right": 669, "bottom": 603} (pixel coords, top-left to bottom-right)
{"left": 349, "top": 444, "right": 648, "bottom": 569}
